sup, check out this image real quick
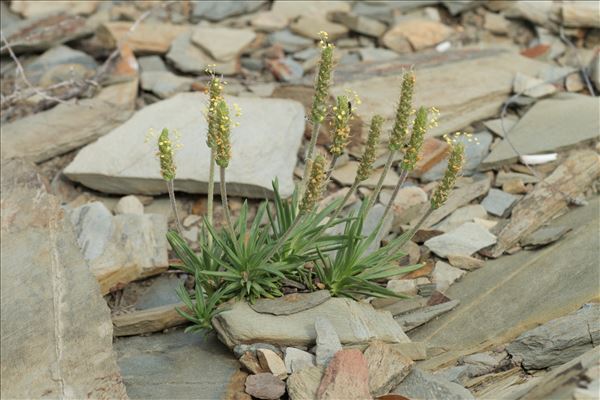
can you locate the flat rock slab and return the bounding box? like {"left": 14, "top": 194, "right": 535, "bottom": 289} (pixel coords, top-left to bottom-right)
{"left": 1, "top": 81, "right": 137, "bottom": 163}
{"left": 250, "top": 290, "right": 331, "bottom": 315}
{"left": 411, "top": 196, "right": 600, "bottom": 360}
{"left": 115, "top": 330, "right": 239, "bottom": 399}
{"left": 213, "top": 297, "right": 411, "bottom": 349}
{"left": 481, "top": 188, "right": 519, "bottom": 217}
{"left": 521, "top": 226, "right": 571, "bottom": 248}
{"left": 331, "top": 48, "right": 547, "bottom": 138}
{"left": 64, "top": 92, "right": 305, "bottom": 198}
{"left": 393, "top": 368, "right": 474, "bottom": 400}
{"left": 0, "top": 159, "right": 127, "bottom": 399}
{"left": 507, "top": 303, "right": 600, "bottom": 370}
{"left": 425, "top": 222, "right": 497, "bottom": 258}
{"left": 395, "top": 300, "right": 460, "bottom": 332}
{"left": 482, "top": 94, "right": 600, "bottom": 168}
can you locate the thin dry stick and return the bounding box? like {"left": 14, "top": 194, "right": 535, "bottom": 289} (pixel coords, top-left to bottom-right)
{"left": 0, "top": 31, "right": 69, "bottom": 105}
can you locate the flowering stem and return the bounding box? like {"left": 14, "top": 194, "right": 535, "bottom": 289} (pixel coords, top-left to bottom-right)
{"left": 316, "top": 179, "right": 359, "bottom": 237}
{"left": 219, "top": 166, "right": 234, "bottom": 236}
{"left": 166, "top": 179, "right": 183, "bottom": 235}
{"left": 384, "top": 207, "right": 433, "bottom": 257}
{"left": 366, "top": 150, "right": 397, "bottom": 212}
{"left": 325, "top": 154, "right": 338, "bottom": 182}
{"left": 299, "top": 122, "right": 321, "bottom": 200}
{"left": 206, "top": 149, "right": 215, "bottom": 247}
{"left": 381, "top": 168, "right": 409, "bottom": 224}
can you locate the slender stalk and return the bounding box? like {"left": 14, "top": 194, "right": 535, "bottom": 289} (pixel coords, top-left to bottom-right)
{"left": 166, "top": 180, "right": 183, "bottom": 235}
{"left": 264, "top": 214, "right": 304, "bottom": 262}
{"left": 298, "top": 122, "right": 321, "bottom": 199}
{"left": 366, "top": 151, "right": 396, "bottom": 211}
{"left": 219, "top": 166, "right": 234, "bottom": 235}
{"left": 325, "top": 154, "right": 338, "bottom": 182}
{"left": 381, "top": 168, "right": 409, "bottom": 223}
{"left": 206, "top": 149, "right": 216, "bottom": 247}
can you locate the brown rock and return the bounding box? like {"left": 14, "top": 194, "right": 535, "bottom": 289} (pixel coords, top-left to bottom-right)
{"left": 245, "top": 373, "right": 286, "bottom": 400}
{"left": 381, "top": 28, "right": 413, "bottom": 53}
{"left": 224, "top": 369, "right": 253, "bottom": 400}
{"left": 240, "top": 351, "right": 266, "bottom": 375}
{"left": 287, "top": 366, "right": 325, "bottom": 400}
{"left": 290, "top": 15, "right": 349, "bottom": 40}
{"left": 411, "top": 138, "right": 450, "bottom": 178}
{"left": 317, "top": 349, "right": 371, "bottom": 400}
{"left": 447, "top": 254, "right": 485, "bottom": 271}
{"left": 97, "top": 22, "right": 189, "bottom": 54}
{"left": 502, "top": 179, "right": 528, "bottom": 194}
{"left": 384, "top": 19, "right": 452, "bottom": 51}
{"left": 257, "top": 349, "right": 288, "bottom": 379}
{"left": 364, "top": 341, "right": 414, "bottom": 397}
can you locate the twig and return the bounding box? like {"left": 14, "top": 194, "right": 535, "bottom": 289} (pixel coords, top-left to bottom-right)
{"left": 1, "top": 31, "right": 69, "bottom": 105}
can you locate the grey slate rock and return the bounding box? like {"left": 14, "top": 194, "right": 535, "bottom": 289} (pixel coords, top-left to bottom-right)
{"left": 481, "top": 188, "right": 519, "bottom": 217}
{"left": 24, "top": 45, "right": 97, "bottom": 85}
{"left": 395, "top": 300, "right": 460, "bottom": 332}
{"left": 269, "top": 29, "right": 313, "bottom": 52}
{"left": 521, "top": 226, "right": 571, "bottom": 248}
{"left": 191, "top": 0, "right": 266, "bottom": 22}
{"left": 315, "top": 317, "right": 342, "bottom": 366}
{"left": 507, "top": 303, "right": 600, "bottom": 370}
{"left": 393, "top": 368, "right": 475, "bottom": 400}
{"left": 425, "top": 222, "right": 497, "bottom": 258}
{"left": 115, "top": 330, "right": 239, "bottom": 399}
{"left": 138, "top": 55, "right": 167, "bottom": 72}
{"left": 284, "top": 347, "right": 316, "bottom": 374}
{"left": 132, "top": 274, "right": 186, "bottom": 310}
{"left": 482, "top": 94, "right": 600, "bottom": 168}
{"left": 64, "top": 92, "right": 305, "bottom": 198}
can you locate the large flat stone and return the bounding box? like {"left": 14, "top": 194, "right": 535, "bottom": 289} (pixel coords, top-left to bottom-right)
{"left": 0, "top": 159, "right": 127, "bottom": 399}
{"left": 411, "top": 196, "right": 600, "bottom": 362}
{"left": 331, "top": 48, "right": 548, "bottom": 138}
{"left": 212, "top": 297, "right": 411, "bottom": 349}
{"left": 482, "top": 94, "right": 600, "bottom": 168}
{"left": 1, "top": 81, "right": 137, "bottom": 163}
{"left": 507, "top": 303, "right": 599, "bottom": 370}
{"left": 64, "top": 92, "right": 305, "bottom": 198}
{"left": 115, "top": 330, "right": 239, "bottom": 399}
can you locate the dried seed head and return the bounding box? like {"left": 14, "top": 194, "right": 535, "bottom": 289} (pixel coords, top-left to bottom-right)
{"left": 389, "top": 71, "right": 416, "bottom": 151}
{"left": 157, "top": 128, "right": 177, "bottom": 181}
{"left": 401, "top": 106, "right": 428, "bottom": 172}
{"left": 356, "top": 115, "right": 384, "bottom": 182}
{"left": 329, "top": 95, "right": 352, "bottom": 157}
{"left": 206, "top": 72, "right": 225, "bottom": 148}
{"left": 214, "top": 99, "right": 232, "bottom": 168}
{"left": 310, "top": 32, "right": 335, "bottom": 124}
{"left": 430, "top": 141, "right": 465, "bottom": 209}
{"left": 300, "top": 155, "right": 327, "bottom": 214}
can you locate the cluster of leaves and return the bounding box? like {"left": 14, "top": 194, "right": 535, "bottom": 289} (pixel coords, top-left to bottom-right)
{"left": 154, "top": 33, "right": 465, "bottom": 334}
